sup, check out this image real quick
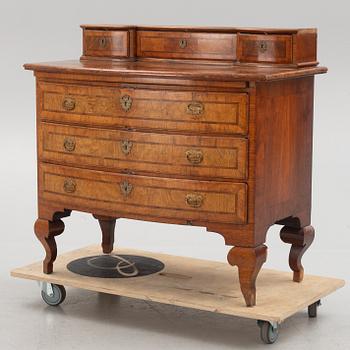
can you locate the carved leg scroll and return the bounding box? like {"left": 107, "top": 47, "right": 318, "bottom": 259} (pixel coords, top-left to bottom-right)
{"left": 93, "top": 215, "right": 116, "bottom": 254}
{"left": 34, "top": 218, "right": 65, "bottom": 274}
{"left": 227, "top": 245, "right": 267, "bottom": 307}
{"left": 280, "top": 225, "right": 315, "bottom": 282}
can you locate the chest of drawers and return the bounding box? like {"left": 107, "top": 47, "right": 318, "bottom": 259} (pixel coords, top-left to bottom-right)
{"left": 25, "top": 25, "right": 327, "bottom": 306}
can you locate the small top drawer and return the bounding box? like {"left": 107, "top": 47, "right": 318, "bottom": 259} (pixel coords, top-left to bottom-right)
{"left": 83, "top": 30, "right": 129, "bottom": 58}
{"left": 237, "top": 34, "right": 292, "bottom": 64}
{"left": 137, "top": 31, "right": 236, "bottom": 61}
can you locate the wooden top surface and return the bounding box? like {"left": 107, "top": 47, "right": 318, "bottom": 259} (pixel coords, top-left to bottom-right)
{"left": 24, "top": 59, "right": 327, "bottom": 82}
{"left": 80, "top": 24, "right": 316, "bottom": 34}
{"left": 11, "top": 245, "right": 345, "bottom": 323}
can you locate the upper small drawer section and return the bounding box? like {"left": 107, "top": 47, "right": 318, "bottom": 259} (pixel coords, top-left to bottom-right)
{"left": 79, "top": 26, "right": 318, "bottom": 66}
{"left": 137, "top": 31, "right": 236, "bottom": 61}
{"left": 237, "top": 34, "right": 292, "bottom": 64}
{"left": 83, "top": 30, "right": 130, "bottom": 58}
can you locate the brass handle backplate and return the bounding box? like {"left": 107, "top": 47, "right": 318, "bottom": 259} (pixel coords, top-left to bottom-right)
{"left": 63, "top": 137, "right": 76, "bottom": 152}
{"left": 120, "top": 94, "right": 133, "bottom": 112}
{"left": 186, "top": 149, "right": 203, "bottom": 165}
{"left": 120, "top": 140, "right": 133, "bottom": 155}
{"left": 179, "top": 39, "right": 187, "bottom": 48}
{"left": 187, "top": 102, "right": 204, "bottom": 116}
{"left": 62, "top": 97, "right": 76, "bottom": 111}
{"left": 185, "top": 193, "right": 204, "bottom": 208}
{"left": 258, "top": 41, "right": 268, "bottom": 53}
{"left": 63, "top": 179, "right": 76, "bottom": 193}
{"left": 99, "top": 37, "right": 107, "bottom": 48}
{"left": 120, "top": 180, "right": 133, "bottom": 198}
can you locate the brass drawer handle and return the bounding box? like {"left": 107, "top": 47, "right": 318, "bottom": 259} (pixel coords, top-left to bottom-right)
{"left": 185, "top": 193, "right": 204, "bottom": 208}
{"left": 99, "top": 37, "right": 107, "bottom": 48}
{"left": 186, "top": 149, "right": 203, "bottom": 165}
{"left": 62, "top": 97, "right": 76, "bottom": 111}
{"left": 179, "top": 39, "right": 187, "bottom": 48}
{"left": 120, "top": 180, "right": 133, "bottom": 197}
{"left": 187, "top": 102, "right": 204, "bottom": 116}
{"left": 63, "top": 179, "right": 76, "bottom": 193}
{"left": 63, "top": 137, "right": 76, "bottom": 152}
{"left": 120, "top": 94, "right": 133, "bottom": 112}
{"left": 120, "top": 140, "right": 133, "bottom": 155}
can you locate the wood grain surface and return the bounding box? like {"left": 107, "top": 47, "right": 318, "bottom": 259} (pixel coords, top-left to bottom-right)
{"left": 40, "top": 123, "right": 248, "bottom": 180}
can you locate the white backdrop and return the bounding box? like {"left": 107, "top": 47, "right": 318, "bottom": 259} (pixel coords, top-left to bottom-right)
{"left": 0, "top": 1, "right": 349, "bottom": 349}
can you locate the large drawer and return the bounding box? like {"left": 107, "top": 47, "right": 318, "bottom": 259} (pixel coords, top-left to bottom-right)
{"left": 39, "top": 163, "right": 247, "bottom": 224}
{"left": 38, "top": 82, "right": 248, "bottom": 135}
{"left": 40, "top": 123, "right": 248, "bottom": 180}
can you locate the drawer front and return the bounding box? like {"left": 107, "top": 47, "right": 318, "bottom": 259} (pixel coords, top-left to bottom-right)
{"left": 137, "top": 31, "right": 236, "bottom": 61}
{"left": 40, "top": 123, "right": 248, "bottom": 180}
{"left": 83, "top": 30, "right": 129, "bottom": 57}
{"left": 39, "top": 123, "right": 247, "bottom": 179}
{"left": 237, "top": 34, "right": 292, "bottom": 64}
{"left": 40, "top": 163, "right": 247, "bottom": 224}
{"left": 39, "top": 82, "right": 248, "bottom": 135}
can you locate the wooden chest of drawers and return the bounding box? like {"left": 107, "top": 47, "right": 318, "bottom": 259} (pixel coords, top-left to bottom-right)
{"left": 25, "top": 25, "right": 327, "bottom": 307}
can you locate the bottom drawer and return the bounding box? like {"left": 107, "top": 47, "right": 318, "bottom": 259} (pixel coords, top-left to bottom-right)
{"left": 40, "top": 163, "right": 247, "bottom": 224}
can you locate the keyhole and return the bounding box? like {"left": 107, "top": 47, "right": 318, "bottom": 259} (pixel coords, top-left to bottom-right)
{"left": 99, "top": 37, "right": 107, "bottom": 48}
{"left": 179, "top": 39, "right": 187, "bottom": 48}
{"left": 259, "top": 41, "right": 268, "bottom": 52}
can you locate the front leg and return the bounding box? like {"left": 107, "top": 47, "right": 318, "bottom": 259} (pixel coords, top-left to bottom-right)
{"left": 227, "top": 245, "right": 267, "bottom": 307}
{"left": 280, "top": 225, "right": 315, "bottom": 282}
{"left": 93, "top": 215, "right": 116, "bottom": 254}
{"left": 34, "top": 218, "right": 65, "bottom": 274}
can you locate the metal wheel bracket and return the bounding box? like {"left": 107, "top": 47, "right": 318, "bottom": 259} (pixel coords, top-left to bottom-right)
{"left": 37, "top": 281, "right": 54, "bottom": 297}
{"left": 257, "top": 320, "right": 279, "bottom": 330}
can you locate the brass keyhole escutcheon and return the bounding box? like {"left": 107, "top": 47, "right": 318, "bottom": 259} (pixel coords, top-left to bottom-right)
{"left": 120, "top": 95, "right": 133, "bottom": 112}
{"left": 185, "top": 193, "right": 204, "bottom": 208}
{"left": 99, "top": 37, "right": 107, "bottom": 48}
{"left": 120, "top": 140, "right": 133, "bottom": 155}
{"left": 63, "top": 179, "right": 77, "bottom": 193}
{"left": 179, "top": 39, "right": 187, "bottom": 48}
{"left": 63, "top": 137, "right": 76, "bottom": 152}
{"left": 258, "top": 41, "right": 268, "bottom": 53}
{"left": 187, "top": 102, "right": 204, "bottom": 116}
{"left": 186, "top": 149, "right": 203, "bottom": 165}
{"left": 120, "top": 180, "right": 133, "bottom": 198}
{"left": 62, "top": 97, "right": 76, "bottom": 111}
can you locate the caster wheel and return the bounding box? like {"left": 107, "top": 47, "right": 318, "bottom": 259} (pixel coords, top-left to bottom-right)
{"left": 308, "top": 300, "right": 321, "bottom": 318}
{"left": 257, "top": 320, "right": 279, "bottom": 344}
{"left": 41, "top": 284, "right": 66, "bottom": 306}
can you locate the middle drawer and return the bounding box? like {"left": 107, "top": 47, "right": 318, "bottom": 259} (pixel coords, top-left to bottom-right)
{"left": 40, "top": 123, "right": 248, "bottom": 180}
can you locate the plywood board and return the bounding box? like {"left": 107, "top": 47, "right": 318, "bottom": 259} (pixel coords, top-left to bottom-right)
{"left": 11, "top": 245, "right": 345, "bottom": 323}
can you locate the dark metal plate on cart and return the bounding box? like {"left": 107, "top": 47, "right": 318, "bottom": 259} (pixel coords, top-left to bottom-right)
{"left": 67, "top": 254, "right": 165, "bottom": 278}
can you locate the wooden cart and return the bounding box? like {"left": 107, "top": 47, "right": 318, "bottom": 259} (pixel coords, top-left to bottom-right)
{"left": 11, "top": 245, "right": 344, "bottom": 344}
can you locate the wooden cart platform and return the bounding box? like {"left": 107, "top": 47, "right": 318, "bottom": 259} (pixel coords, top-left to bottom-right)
{"left": 11, "top": 245, "right": 345, "bottom": 344}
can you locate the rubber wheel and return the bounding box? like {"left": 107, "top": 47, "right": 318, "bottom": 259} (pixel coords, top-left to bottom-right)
{"left": 41, "top": 284, "right": 66, "bottom": 306}
{"left": 308, "top": 300, "right": 321, "bottom": 318}
{"left": 258, "top": 320, "right": 279, "bottom": 344}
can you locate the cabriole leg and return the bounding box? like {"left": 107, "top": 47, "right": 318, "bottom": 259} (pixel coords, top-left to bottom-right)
{"left": 280, "top": 225, "right": 315, "bottom": 282}
{"left": 93, "top": 215, "right": 116, "bottom": 254}
{"left": 227, "top": 245, "right": 267, "bottom": 307}
{"left": 34, "top": 218, "right": 65, "bottom": 274}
